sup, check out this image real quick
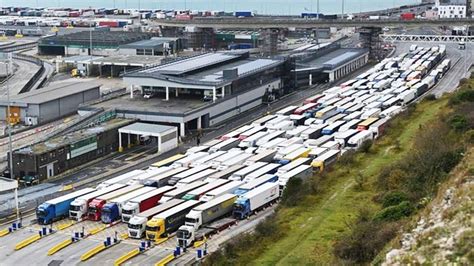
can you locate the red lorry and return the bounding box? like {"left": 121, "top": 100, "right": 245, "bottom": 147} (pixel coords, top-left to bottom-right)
{"left": 400, "top": 13, "right": 415, "bottom": 20}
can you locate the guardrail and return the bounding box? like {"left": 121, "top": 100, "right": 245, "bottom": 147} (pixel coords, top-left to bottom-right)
{"left": 0, "top": 42, "right": 36, "bottom": 53}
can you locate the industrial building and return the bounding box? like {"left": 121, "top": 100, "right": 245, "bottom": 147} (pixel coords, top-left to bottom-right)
{"left": 38, "top": 31, "right": 159, "bottom": 56}
{"left": 118, "top": 122, "right": 178, "bottom": 153}
{"left": 0, "top": 81, "right": 101, "bottom": 125}
{"left": 10, "top": 118, "right": 133, "bottom": 182}
{"left": 79, "top": 51, "right": 293, "bottom": 137}
{"left": 119, "top": 37, "right": 183, "bottom": 56}
{"left": 294, "top": 44, "right": 369, "bottom": 87}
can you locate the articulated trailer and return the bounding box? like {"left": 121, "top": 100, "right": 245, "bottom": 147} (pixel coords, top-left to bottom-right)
{"left": 233, "top": 182, "right": 279, "bottom": 220}
{"left": 199, "top": 181, "right": 243, "bottom": 202}
{"left": 181, "top": 179, "right": 230, "bottom": 201}
{"left": 96, "top": 170, "right": 144, "bottom": 190}
{"left": 159, "top": 181, "right": 208, "bottom": 203}
{"left": 143, "top": 167, "right": 187, "bottom": 188}
{"left": 127, "top": 199, "right": 184, "bottom": 239}
{"left": 145, "top": 200, "right": 201, "bottom": 240}
{"left": 177, "top": 194, "right": 237, "bottom": 247}
{"left": 37, "top": 188, "right": 96, "bottom": 224}
{"left": 121, "top": 186, "right": 176, "bottom": 223}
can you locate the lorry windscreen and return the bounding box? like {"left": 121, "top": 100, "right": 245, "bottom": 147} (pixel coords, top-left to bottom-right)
{"left": 177, "top": 230, "right": 191, "bottom": 239}
{"left": 122, "top": 209, "right": 133, "bottom": 215}
{"left": 145, "top": 225, "right": 159, "bottom": 232}
{"left": 70, "top": 205, "right": 81, "bottom": 211}
{"left": 185, "top": 217, "right": 198, "bottom": 224}
{"left": 128, "top": 223, "right": 141, "bottom": 229}
{"left": 37, "top": 209, "right": 47, "bottom": 217}
{"left": 88, "top": 207, "right": 97, "bottom": 214}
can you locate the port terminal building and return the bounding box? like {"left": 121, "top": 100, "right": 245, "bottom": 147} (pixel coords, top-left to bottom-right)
{"left": 79, "top": 51, "right": 293, "bottom": 137}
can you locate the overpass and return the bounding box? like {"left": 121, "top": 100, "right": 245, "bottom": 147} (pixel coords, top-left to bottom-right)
{"left": 153, "top": 17, "right": 474, "bottom": 29}
{"left": 381, "top": 34, "right": 474, "bottom": 43}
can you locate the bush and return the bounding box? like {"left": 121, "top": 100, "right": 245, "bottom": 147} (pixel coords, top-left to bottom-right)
{"left": 424, "top": 94, "right": 437, "bottom": 101}
{"left": 338, "top": 150, "right": 356, "bottom": 166}
{"left": 382, "top": 191, "right": 410, "bottom": 208}
{"left": 449, "top": 114, "right": 469, "bottom": 132}
{"left": 359, "top": 139, "right": 373, "bottom": 153}
{"left": 333, "top": 218, "right": 399, "bottom": 263}
{"left": 373, "top": 201, "right": 414, "bottom": 222}
{"left": 280, "top": 177, "right": 307, "bottom": 207}
{"left": 449, "top": 89, "right": 474, "bottom": 106}
{"left": 255, "top": 214, "right": 281, "bottom": 238}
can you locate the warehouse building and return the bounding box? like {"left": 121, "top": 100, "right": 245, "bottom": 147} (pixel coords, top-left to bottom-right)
{"left": 118, "top": 122, "right": 178, "bottom": 153}
{"left": 0, "top": 81, "right": 100, "bottom": 125}
{"left": 79, "top": 51, "right": 293, "bottom": 137}
{"left": 118, "top": 37, "right": 183, "bottom": 56}
{"left": 11, "top": 118, "right": 133, "bottom": 182}
{"left": 294, "top": 47, "right": 369, "bottom": 87}
{"left": 38, "top": 31, "right": 159, "bottom": 56}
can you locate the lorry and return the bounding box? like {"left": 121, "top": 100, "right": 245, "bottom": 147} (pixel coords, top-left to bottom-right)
{"left": 168, "top": 165, "right": 211, "bottom": 186}
{"left": 87, "top": 185, "right": 143, "bottom": 221}
{"left": 255, "top": 138, "right": 286, "bottom": 154}
{"left": 311, "top": 149, "right": 340, "bottom": 172}
{"left": 96, "top": 170, "right": 144, "bottom": 190}
{"left": 276, "top": 158, "right": 311, "bottom": 175}
{"left": 161, "top": 182, "right": 209, "bottom": 204}
{"left": 172, "top": 152, "right": 209, "bottom": 168}
{"left": 69, "top": 184, "right": 126, "bottom": 220}
{"left": 252, "top": 115, "right": 277, "bottom": 126}
{"left": 207, "top": 165, "right": 246, "bottom": 180}
{"left": 233, "top": 174, "right": 278, "bottom": 196}
{"left": 281, "top": 147, "right": 311, "bottom": 164}
{"left": 37, "top": 188, "right": 96, "bottom": 224}
{"left": 199, "top": 181, "right": 243, "bottom": 202}
{"left": 143, "top": 167, "right": 187, "bottom": 187}
{"left": 208, "top": 138, "right": 240, "bottom": 153}
{"left": 216, "top": 153, "right": 253, "bottom": 171}
{"left": 189, "top": 151, "right": 226, "bottom": 167}
{"left": 177, "top": 194, "right": 237, "bottom": 247}
{"left": 145, "top": 200, "right": 201, "bottom": 240}
{"left": 209, "top": 149, "right": 244, "bottom": 168}
{"left": 121, "top": 186, "right": 176, "bottom": 223}
{"left": 276, "top": 106, "right": 298, "bottom": 116}
{"left": 176, "top": 169, "right": 218, "bottom": 187}
{"left": 101, "top": 186, "right": 156, "bottom": 224}
{"left": 182, "top": 179, "right": 230, "bottom": 200}
{"left": 244, "top": 150, "right": 277, "bottom": 166}
{"left": 128, "top": 199, "right": 184, "bottom": 239}
{"left": 229, "top": 162, "right": 268, "bottom": 181}
{"left": 278, "top": 165, "right": 313, "bottom": 188}
{"left": 126, "top": 167, "right": 173, "bottom": 186}
{"left": 243, "top": 163, "right": 281, "bottom": 182}
{"left": 233, "top": 182, "right": 279, "bottom": 219}
{"left": 347, "top": 130, "right": 374, "bottom": 150}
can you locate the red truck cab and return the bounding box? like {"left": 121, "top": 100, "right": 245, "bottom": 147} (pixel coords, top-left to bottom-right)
{"left": 88, "top": 199, "right": 106, "bottom": 221}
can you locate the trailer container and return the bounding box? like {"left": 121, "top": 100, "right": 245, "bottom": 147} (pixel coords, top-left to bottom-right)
{"left": 278, "top": 165, "right": 312, "bottom": 188}
{"left": 380, "top": 105, "right": 403, "bottom": 118}
{"left": 121, "top": 186, "right": 176, "bottom": 223}
{"left": 176, "top": 169, "right": 218, "bottom": 187}
{"left": 207, "top": 165, "right": 246, "bottom": 180}
{"left": 209, "top": 138, "right": 240, "bottom": 153}
{"left": 151, "top": 154, "right": 186, "bottom": 168}
{"left": 276, "top": 157, "right": 311, "bottom": 175}
{"left": 37, "top": 188, "right": 95, "bottom": 224}
{"left": 256, "top": 138, "right": 286, "bottom": 153}
{"left": 252, "top": 115, "right": 277, "bottom": 126}
{"left": 255, "top": 130, "right": 285, "bottom": 146}
{"left": 338, "top": 119, "right": 362, "bottom": 132}
{"left": 244, "top": 150, "right": 278, "bottom": 166}
{"left": 300, "top": 126, "right": 323, "bottom": 140}
{"left": 172, "top": 152, "right": 209, "bottom": 168}
{"left": 398, "top": 89, "right": 417, "bottom": 105}
{"left": 303, "top": 94, "right": 324, "bottom": 104}
{"left": 238, "top": 126, "right": 266, "bottom": 140}
{"left": 145, "top": 200, "right": 201, "bottom": 240}
{"left": 285, "top": 126, "right": 309, "bottom": 139}
{"left": 182, "top": 179, "right": 230, "bottom": 200}
{"left": 128, "top": 199, "right": 184, "bottom": 238}
{"left": 69, "top": 184, "right": 125, "bottom": 220}
{"left": 243, "top": 163, "right": 281, "bottom": 182}
{"left": 210, "top": 149, "right": 244, "bottom": 168}
{"left": 239, "top": 131, "right": 269, "bottom": 148}
{"left": 220, "top": 125, "right": 253, "bottom": 140}
{"left": 233, "top": 182, "right": 279, "bottom": 219}
{"left": 311, "top": 149, "right": 340, "bottom": 172}
{"left": 274, "top": 144, "right": 304, "bottom": 161}
{"left": 290, "top": 114, "right": 307, "bottom": 126}
{"left": 347, "top": 130, "right": 374, "bottom": 150}
{"left": 189, "top": 151, "right": 226, "bottom": 168}
{"left": 266, "top": 115, "right": 291, "bottom": 130}
{"left": 276, "top": 106, "right": 298, "bottom": 116}
{"left": 126, "top": 167, "right": 173, "bottom": 186}
{"left": 369, "top": 117, "right": 390, "bottom": 139}
{"left": 200, "top": 181, "right": 243, "bottom": 202}
{"left": 321, "top": 120, "right": 346, "bottom": 135}
{"left": 167, "top": 165, "right": 210, "bottom": 185}
{"left": 229, "top": 162, "right": 268, "bottom": 181}
{"left": 185, "top": 146, "right": 210, "bottom": 155}
{"left": 96, "top": 169, "right": 144, "bottom": 190}
{"left": 217, "top": 153, "right": 253, "bottom": 170}
{"left": 334, "top": 129, "right": 359, "bottom": 147}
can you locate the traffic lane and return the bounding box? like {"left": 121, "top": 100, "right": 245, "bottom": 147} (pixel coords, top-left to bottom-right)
{"left": 86, "top": 241, "right": 137, "bottom": 266}
{"left": 124, "top": 248, "right": 173, "bottom": 266}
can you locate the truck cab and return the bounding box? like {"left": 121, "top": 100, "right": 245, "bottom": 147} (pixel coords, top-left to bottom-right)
{"left": 88, "top": 199, "right": 105, "bottom": 221}
{"left": 128, "top": 216, "right": 148, "bottom": 238}
{"left": 176, "top": 210, "right": 201, "bottom": 247}
{"left": 101, "top": 203, "right": 120, "bottom": 224}
{"left": 145, "top": 218, "right": 165, "bottom": 240}
{"left": 69, "top": 199, "right": 86, "bottom": 220}
{"left": 232, "top": 198, "right": 250, "bottom": 220}
{"left": 36, "top": 203, "right": 53, "bottom": 224}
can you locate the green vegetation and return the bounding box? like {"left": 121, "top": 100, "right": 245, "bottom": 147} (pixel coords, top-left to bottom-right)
{"left": 204, "top": 80, "right": 474, "bottom": 266}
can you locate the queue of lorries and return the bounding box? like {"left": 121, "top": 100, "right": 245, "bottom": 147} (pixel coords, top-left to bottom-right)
{"left": 35, "top": 45, "right": 447, "bottom": 250}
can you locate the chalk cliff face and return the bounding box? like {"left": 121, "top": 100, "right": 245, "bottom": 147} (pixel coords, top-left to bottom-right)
{"left": 383, "top": 148, "right": 474, "bottom": 265}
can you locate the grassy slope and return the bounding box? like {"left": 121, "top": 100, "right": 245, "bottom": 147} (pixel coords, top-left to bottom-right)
{"left": 249, "top": 98, "right": 448, "bottom": 265}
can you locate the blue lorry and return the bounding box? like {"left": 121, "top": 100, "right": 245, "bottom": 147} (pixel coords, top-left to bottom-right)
{"left": 234, "top": 11, "right": 253, "bottom": 18}
{"left": 36, "top": 188, "right": 96, "bottom": 224}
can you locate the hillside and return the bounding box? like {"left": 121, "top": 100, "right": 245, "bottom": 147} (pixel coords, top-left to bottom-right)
{"left": 383, "top": 147, "right": 473, "bottom": 264}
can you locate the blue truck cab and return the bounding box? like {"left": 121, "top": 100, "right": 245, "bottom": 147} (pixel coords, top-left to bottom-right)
{"left": 101, "top": 203, "right": 120, "bottom": 224}
{"left": 36, "top": 188, "right": 95, "bottom": 224}
{"left": 232, "top": 197, "right": 250, "bottom": 220}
